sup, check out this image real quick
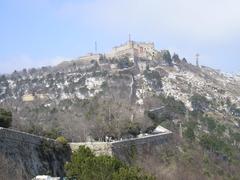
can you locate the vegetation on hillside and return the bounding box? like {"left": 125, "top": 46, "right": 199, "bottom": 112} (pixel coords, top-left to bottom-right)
{"left": 190, "top": 94, "right": 210, "bottom": 112}
{"left": 0, "top": 108, "right": 12, "bottom": 128}
{"left": 116, "top": 57, "right": 134, "bottom": 69}
{"left": 1, "top": 54, "right": 240, "bottom": 179}
{"left": 147, "top": 95, "right": 186, "bottom": 125}
{"left": 65, "top": 146, "right": 155, "bottom": 180}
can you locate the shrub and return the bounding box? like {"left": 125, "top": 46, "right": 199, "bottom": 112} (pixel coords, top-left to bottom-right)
{"left": 183, "top": 120, "right": 198, "bottom": 141}
{"left": 163, "top": 96, "right": 186, "bottom": 116}
{"left": 144, "top": 70, "right": 162, "bottom": 89}
{"left": 65, "top": 146, "right": 154, "bottom": 180}
{"left": 190, "top": 94, "right": 209, "bottom": 112}
{"left": 184, "top": 127, "right": 195, "bottom": 141}
{"left": 231, "top": 132, "right": 240, "bottom": 143}
{"left": 201, "top": 116, "right": 216, "bottom": 132}
{"left": 117, "top": 57, "right": 134, "bottom": 69}
{"left": 215, "top": 124, "right": 226, "bottom": 136}
{"left": 126, "top": 122, "right": 141, "bottom": 137}
{"left": 0, "top": 108, "right": 12, "bottom": 128}
{"left": 56, "top": 136, "right": 68, "bottom": 145}
{"left": 43, "top": 127, "right": 62, "bottom": 139}
{"left": 199, "top": 134, "right": 234, "bottom": 158}
{"left": 206, "top": 117, "right": 216, "bottom": 132}
{"left": 113, "top": 167, "right": 155, "bottom": 180}
{"left": 172, "top": 53, "right": 181, "bottom": 63}
{"left": 162, "top": 50, "right": 172, "bottom": 65}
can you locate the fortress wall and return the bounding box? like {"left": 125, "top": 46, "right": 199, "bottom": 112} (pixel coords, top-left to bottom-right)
{"left": 0, "top": 127, "right": 51, "bottom": 145}
{"left": 0, "top": 128, "right": 70, "bottom": 179}
{"left": 137, "top": 42, "right": 154, "bottom": 49}
{"left": 0, "top": 111, "right": 169, "bottom": 176}
{"left": 69, "top": 142, "right": 112, "bottom": 156}
{"left": 90, "top": 41, "right": 157, "bottom": 60}
{"left": 113, "top": 42, "right": 132, "bottom": 52}
{"left": 78, "top": 54, "right": 101, "bottom": 64}
{"left": 111, "top": 132, "right": 172, "bottom": 163}
{"left": 114, "top": 48, "right": 135, "bottom": 57}
{"left": 69, "top": 132, "right": 172, "bottom": 163}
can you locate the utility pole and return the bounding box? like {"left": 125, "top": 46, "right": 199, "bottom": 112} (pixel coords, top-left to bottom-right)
{"left": 129, "top": 33, "right": 131, "bottom": 42}
{"left": 179, "top": 123, "right": 183, "bottom": 138}
{"left": 95, "top": 41, "right": 98, "bottom": 53}
{"left": 196, "top": 53, "right": 199, "bottom": 67}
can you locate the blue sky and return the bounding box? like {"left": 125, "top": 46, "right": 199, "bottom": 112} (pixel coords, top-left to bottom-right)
{"left": 0, "top": 0, "right": 240, "bottom": 74}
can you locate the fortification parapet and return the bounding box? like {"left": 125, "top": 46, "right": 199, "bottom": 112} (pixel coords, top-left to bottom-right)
{"left": 69, "top": 130, "right": 172, "bottom": 163}
{"left": 0, "top": 127, "right": 51, "bottom": 145}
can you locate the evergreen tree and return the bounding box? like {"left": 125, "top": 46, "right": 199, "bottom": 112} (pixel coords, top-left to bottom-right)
{"left": 65, "top": 146, "right": 155, "bottom": 180}
{"left": 0, "top": 108, "right": 12, "bottom": 128}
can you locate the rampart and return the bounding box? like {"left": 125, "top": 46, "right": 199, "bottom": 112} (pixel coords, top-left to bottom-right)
{"left": 69, "top": 131, "right": 172, "bottom": 163}
{"left": 112, "top": 132, "right": 172, "bottom": 162}
{"left": 77, "top": 53, "right": 101, "bottom": 63}
{"left": 69, "top": 142, "right": 112, "bottom": 156}
{"left": 0, "top": 128, "right": 70, "bottom": 179}
{"left": 0, "top": 127, "right": 172, "bottom": 178}
{"left": 0, "top": 127, "right": 51, "bottom": 144}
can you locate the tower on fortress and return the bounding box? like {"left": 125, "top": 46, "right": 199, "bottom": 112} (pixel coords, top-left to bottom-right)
{"left": 196, "top": 53, "right": 200, "bottom": 67}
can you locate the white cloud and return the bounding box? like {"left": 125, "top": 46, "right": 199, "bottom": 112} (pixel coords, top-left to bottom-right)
{"left": 56, "top": 0, "right": 240, "bottom": 42}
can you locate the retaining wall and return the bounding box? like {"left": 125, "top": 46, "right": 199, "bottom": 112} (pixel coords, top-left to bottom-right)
{"left": 69, "top": 142, "right": 112, "bottom": 156}
{"left": 0, "top": 128, "right": 70, "bottom": 179}
{"left": 69, "top": 131, "right": 172, "bottom": 163}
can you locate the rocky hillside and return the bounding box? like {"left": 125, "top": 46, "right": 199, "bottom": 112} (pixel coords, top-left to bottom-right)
{"left": 0, "top": 51, "right": 240, "bottom": 141}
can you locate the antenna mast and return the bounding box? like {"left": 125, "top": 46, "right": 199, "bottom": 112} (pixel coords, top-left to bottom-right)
{"left": 95, "top": 41, "right": 98, "bottom": 53}
{"left": 196, "top": 53, "right": 199, "bottom": 67}
{"left": 129, "top": 33, "right": 131, "bottom": 42}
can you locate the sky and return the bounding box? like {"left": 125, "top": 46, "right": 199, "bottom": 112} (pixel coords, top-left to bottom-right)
{"left": 0, "top": 0, "right": 240, "bottom": 74}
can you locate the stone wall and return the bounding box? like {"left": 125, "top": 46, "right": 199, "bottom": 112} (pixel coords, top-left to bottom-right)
{"left": 111, "top": 132, "right": 172, "bottom": 163}
{"left": 78, "top": 53, "right": 101, "bottom": 63}
{"left": 0, "top": 127, "right": 48, "bottom": 144}
{"left": 69, "top": 132, "right": 172, "bottom": 163}
{"left": 69, "top": 142, "right": 112, "bottom": 156}
{"left": 106, "top": 41, "right": 157, "bottom": 60}
{"left": 0, "top": 128, "right": 71, "bottom": 179}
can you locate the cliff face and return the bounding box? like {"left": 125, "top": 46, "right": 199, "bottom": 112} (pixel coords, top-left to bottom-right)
{"left": 0, "top": 128, "right": 71, "bottom": 180}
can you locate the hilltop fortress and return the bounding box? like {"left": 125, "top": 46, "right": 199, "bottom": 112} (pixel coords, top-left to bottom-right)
{"left": 106, "top": 40, "right": 158, "bottom": 60}
{"left": 77, "top": 39, "right": 159, "bottom": 63}
{"left": 22, "top": 40, "right": 161, "bottom": 102}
